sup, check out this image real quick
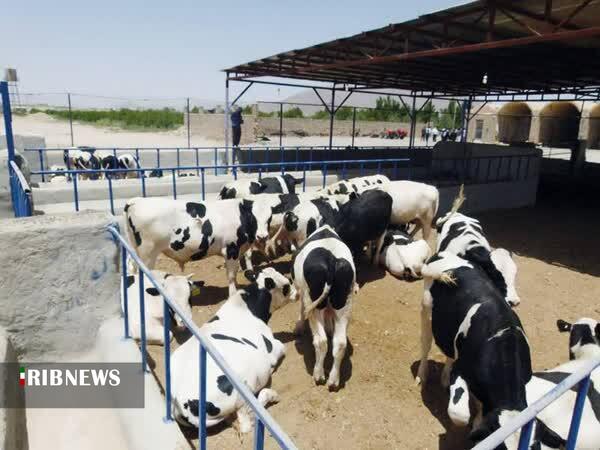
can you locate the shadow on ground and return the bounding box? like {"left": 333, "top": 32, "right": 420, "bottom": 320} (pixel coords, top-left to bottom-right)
{"left": 410, "top": 360, "right": 471, "bottom": 450}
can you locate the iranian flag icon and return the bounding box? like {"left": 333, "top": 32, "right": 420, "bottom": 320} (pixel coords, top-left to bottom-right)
{"left": 19, "top": 367, "right": 25, "bottom": 386}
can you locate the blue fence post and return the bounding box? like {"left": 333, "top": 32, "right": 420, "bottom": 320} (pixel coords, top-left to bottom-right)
{"left": 172, "top": 170, "right": 177, "bottom": 200}
{"left": 360, "top": 161, "right": 365, "bottom": 177}
{"left": 198, "top": 345, "right": 207, "bottom": 450}
{"left": 176, "top": 148, "right": 181, "bottom": 176}
{"left": 121, "top": 245, "right": 130, "bottom": 339}
{"left": 138, "top": 268, "right": 148, "bottom": 373}
{"left": 302, "top": 164, "right": 307, "bottom": 192}
{"left": 38, "top": 149, "right": 46, "bottom": 182}
{"left": 566, "top": 375, "right": 592, "bottom": 450}
{"left": 163, "top": 298, "right": 172, "bottom": 422}
{"left": 157, "top": 148, "right": 161, "bottom": 169}
{"left": 233, "top": 165, "right": 238, "bottom": 181}
{"left": 322, "top": 162, "right": 328, "bottom": 188}
{"left": 214, "top": 148, "right": 218, "bottom": 176}
{"left": 517, "top": 420, "right": 534, "bottom": 450}
{"left": 201, "top": 168, "right": 206, "bottom": 201}
{"left": 0, "top": 82, "right": 15, "bottom": 165}
{"left": 141, "top": 168, "right": 147, "bottom": 197}
{"left": 254, "top": 417, "right": 265, "bottom": 450}
{"left": 108, "top": 176, "right": 115, "bottom": 215}
{"left": 72, "top": 174, "right": 80, "bottom": 212}
{"left": 195, "top": 148, "right": 200, "bottom": 177}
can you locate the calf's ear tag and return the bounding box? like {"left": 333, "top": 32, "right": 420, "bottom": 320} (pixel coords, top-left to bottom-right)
{"left": 191, "top": 286, "right": 202, "bottom": 296}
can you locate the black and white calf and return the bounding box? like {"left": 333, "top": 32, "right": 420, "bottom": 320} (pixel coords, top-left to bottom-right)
{"left": 292, "top": 225, "right": 358, "bottom": 390}
{"left": 436, "top": 211, "right": 520, "bottom": 306}
{"left": 120, "top": 270, "right": 203, "bottom": 344}
{"left": 124, "top": 196, "right": 273, "bottom": 296}
{"left": 417, "top": 252, "right": 532, "bottom": 448}
{"left": 63, "top": 148, "right": 101, "bottom": 179}
{"left": 322, "top": 174, "right": 390, "bottom": 195}
{"left": 377, "top": 226, "right": 430, "bottom": 280}
{"left": 333, "top": 189, "right": 393, "bottom": 260}
{"left": 171, "top": 267, "right": 296, "bottom": 432}
{"left": 269, "top": 195, "right": 344, "bottom": 252}
{"left": 380, "top": 180, "right": 439, "bottom": 240}
{"left": 525, "top": 318, "right": 599, "bottom": 450}
{"left": 219, "top": 174, "right": 303, "bottom": 199}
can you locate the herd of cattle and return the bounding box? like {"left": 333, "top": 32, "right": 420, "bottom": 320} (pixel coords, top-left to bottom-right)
{"left": 121, "top": 173, "right": 599, "bottom": 449}
{"left": 47, "top": 148, "right": 142, "bottom": 181}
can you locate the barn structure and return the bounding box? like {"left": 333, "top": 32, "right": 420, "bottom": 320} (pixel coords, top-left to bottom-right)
{"left": 224, "top": 0, "right": 600, "bottom": 181}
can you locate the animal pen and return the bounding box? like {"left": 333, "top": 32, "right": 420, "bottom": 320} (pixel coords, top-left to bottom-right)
{"left": 2, "top": 0, "right": 600, "bottom": 449}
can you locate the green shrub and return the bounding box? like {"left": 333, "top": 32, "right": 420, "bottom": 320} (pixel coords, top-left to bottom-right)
{"left": 43, "top": 107, "right": 183, "bottom": 130}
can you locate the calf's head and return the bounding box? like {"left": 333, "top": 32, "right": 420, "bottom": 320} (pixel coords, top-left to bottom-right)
{"left": 240, "top": 268, "right": 296, "bottom": 324}
{"left": 161, "top": 274, "right": 204, "bottom": 328}
{"left": 557, "top": 317, "right": 600, "bottom": 360}
{"left": 282, "top": 174, "right": 303, "bottom": 193}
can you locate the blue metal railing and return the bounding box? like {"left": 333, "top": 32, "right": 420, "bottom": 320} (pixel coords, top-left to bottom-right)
{"left": 25, "top": 145, "right": 429, "bottom": 182}
{"left": 9, "top": 161, "right": 33, "bottom": 217}
{"left": 108, "top": 226, "right": 298, "bottom": 450}
{"left": 474, "top": 356, "right": 600, "bottom": 450}
{"left": 31, "top": 158, "right": 411, "bottom": 215}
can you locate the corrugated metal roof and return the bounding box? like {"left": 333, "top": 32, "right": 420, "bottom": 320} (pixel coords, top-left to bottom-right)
{"left": 226, "top": 0, "right": 600, "bottom": 97}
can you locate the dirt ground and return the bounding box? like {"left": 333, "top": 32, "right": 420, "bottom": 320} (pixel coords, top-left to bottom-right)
{"left": 147, "top": 192, "right": 600, "bottom": 450}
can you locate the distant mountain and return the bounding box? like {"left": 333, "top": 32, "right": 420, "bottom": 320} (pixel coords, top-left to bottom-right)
{"left": 258, "top": 88, "right": 448, "bottom": 114}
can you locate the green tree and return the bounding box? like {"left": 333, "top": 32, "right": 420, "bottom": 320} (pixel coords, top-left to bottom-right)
{"left": 435, "top": 101, "right": 462, "bottom": 129}
{"left": 282, "top": 107, "right": 304, "bottom": 118}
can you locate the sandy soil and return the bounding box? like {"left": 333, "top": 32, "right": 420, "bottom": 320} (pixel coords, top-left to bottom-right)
{"left": 144, "top": 193, "right": 600, "bottom": 450}
{"left": 12, "top": 113, "right": 221, "bottom": 149}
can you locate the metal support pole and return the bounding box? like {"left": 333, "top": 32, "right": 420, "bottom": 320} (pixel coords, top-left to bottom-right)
{"left": 224, "top": 76, "right": 230, "bottom": 169}
{"left": 0, "top": 82, "right": 16, "bottom": 164}
{"left": 279, "top": 103, "right": 283, "bottom": 148}
{"left": 351, "top": 107, "right": 356, "bottom": 147}
{"left": 67, "top": 93, "right": 74, "bottom": 146}
{"left": 409, "top": 96, "right": 417, "bottom": 149}
{"left": 186, "top": 97, "right": 191, "bottom": 148}
{"left": 461, "top": 97, "right": 473, "bottom": 142}
{"left": 329, "top": 84, "right": 336, "bottom": 151}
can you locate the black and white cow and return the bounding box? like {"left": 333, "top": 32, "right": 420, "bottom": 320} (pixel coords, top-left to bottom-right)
{"left": 322, "top": 174, "right": 390, "bottom": 195}
{"left": 171, "top": 267, "right": 296, "bottom": 432}
{"left": 417, "top": 251, "right": 532, "bottom": 448}
{"left": 333, "top": 189, "right": 393, "bottom": 261}
{"left": 268, "top": 195, "right": 345, "bottom": 253}
{"left": 124, "top": 196, "right": 273, "bottom": 296}
{"left": 525, "top": 318, "right": 600, "bottom": 450}
{"left": 292, "top": 225, "right": 358, "bottom": 390}
{"left": 377, "top": 226, "right": 431, "bottom": 280}
{"left": 219, "top": 174, "right": 303, "bottom": 199}
{"left": 118, "top": 154, "right": 140, "bottom": 178}
{"left": 380, "top": 180, "right": 439, "bottom": 240}
{"left": 120, "top": 270, "right": 203, "bottom": 345}
{"left": 63, "top": 148, "right": 101, "bottom": 179}
{"left": 436, "top": 211, "right": 521, "bottom": 306}
{"left": 49, "top": 165, "right": 68, "bottom": 183}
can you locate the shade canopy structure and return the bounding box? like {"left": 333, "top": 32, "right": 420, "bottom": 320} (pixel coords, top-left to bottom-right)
{"left": 225, "top": 0, "right": 600, "bottom": 101}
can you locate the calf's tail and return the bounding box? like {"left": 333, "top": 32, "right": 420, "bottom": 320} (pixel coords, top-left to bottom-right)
{"left": 433, "top": 184, "right": 465, "bottom": 229}
{"left": 421, "top": 258, "right": 457, "bottom": 286}
{"left": 304, "top": 283, "right": 332, "bottom": 317}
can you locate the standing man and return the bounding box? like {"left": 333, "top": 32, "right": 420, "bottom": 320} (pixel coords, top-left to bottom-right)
{"left": 230, "top": 105, "right": 244, "bottom": 165}
{"left": 231, "top": 105, "right": 244, "bottom": 147}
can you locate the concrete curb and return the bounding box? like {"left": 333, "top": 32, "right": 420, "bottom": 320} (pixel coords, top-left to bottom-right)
{"left": 96, "top": 317, "right": 188, "bottom": 450}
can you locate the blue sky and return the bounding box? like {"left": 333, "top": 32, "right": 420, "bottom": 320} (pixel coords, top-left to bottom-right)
{"left": 3, "top": 0, "right": 462, "bottom": 103}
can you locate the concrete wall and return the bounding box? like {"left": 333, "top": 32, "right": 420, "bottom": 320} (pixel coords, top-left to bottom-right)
{"left": 186, "top": 113, "right": 423, "bottom": 143}
{"left": 0, "top": 326, "right": 28, "bottom": 450}
{"left": 0, "top": 135, "right": 46, "bottom": 173}
{"left": 0, "top": 211, "right": 120, "bottom": 359}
